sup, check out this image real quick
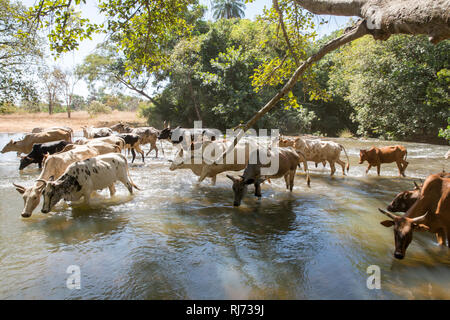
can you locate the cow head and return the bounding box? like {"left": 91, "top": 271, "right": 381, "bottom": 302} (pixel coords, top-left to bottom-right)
{"left": 158, "top": 127, "right": 172, "bottom": 140}
{"left": 14, "top": 182, "right": 46, "bottom": 217}
{"left": 226, "top": 175, "right": 254, "bottom": 207}
{"left": 379, "top": 208, "right": 429, "bottom": 260}
{"left": 359, "top": 149, "right": 368, "bottom": 164}
{"left": 40, "top": 177, "right": 63, "bottom": 214}
{"left": 386, "top": 182, "right": 421, "bottom": 212}
{"left": 19, "top": 156, "right": 34, "bottom": 171}
{"left": 1, "top": 139, "right": 16, "bottom": 153}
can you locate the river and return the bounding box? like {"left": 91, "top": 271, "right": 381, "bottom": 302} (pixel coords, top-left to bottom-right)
{"left": 0, "top": 132, "right": 449, "bottom": 299}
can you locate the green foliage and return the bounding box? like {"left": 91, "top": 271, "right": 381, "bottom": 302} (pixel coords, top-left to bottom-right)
{"left": 439, "top": 118, "right": 450, "bottom": 143}
{"left": 0, "top": 102, "right": 18, "bottom": 114}
{"left": 0, "top": 0, "right": 42, "bottom": 105}
{"left": 86, "top": 100, "right": 112, "bottom": 117}
{"left": 329, "top": 35, "right": 450, "bottom": 141}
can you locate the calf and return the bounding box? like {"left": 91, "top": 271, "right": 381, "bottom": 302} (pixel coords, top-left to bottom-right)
{"left": 40, "top": 153, "right": 140, "bottom": 212}
{"left": 379, "top": 173, "right": 450, "bottom": 259}
{"left": 19, "top": 140, "right": 69, "bottom": 170}
{"left": 131, "top": 127, "right": 162, "bottom": 157}
{"left": 117, "top": 133, "right": 144, "bottom": 163}
{"left": 359, "top": 145, "right": 408, "bottom": 176}
{"left": 227, "top": 147, "right": 310, "bottom": 207}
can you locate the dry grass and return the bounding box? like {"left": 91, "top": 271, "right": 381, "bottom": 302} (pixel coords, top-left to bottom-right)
{"left": 0, "top": 111, "right": 147, "bottom": 133}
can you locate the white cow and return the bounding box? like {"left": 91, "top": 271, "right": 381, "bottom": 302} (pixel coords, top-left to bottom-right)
{"left": 40, "top": 153, "right": 139, "bottom": 212}
{"left": 14, "top": 144, "right": 115, "bottom": 217}
{"left": 169, "top": 139, "right": 261, "bottom": 185}
{"left": 279, "top": 136, "right": 350, "bottom": 176}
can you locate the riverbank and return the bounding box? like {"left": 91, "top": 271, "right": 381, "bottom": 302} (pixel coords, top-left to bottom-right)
{"left": 0, "top": 111, "right": 146, "bottom": 133}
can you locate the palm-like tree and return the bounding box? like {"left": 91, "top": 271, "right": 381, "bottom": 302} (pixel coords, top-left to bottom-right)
{"left": 211, "top": 0, "right": 245, "bottom": 20}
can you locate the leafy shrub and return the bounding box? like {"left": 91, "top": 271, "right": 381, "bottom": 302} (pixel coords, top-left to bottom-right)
{"left": 87, "top": 101, "right": 112, "bottom": 117}
{"left": 0, "top": 102, "right": 18, "bottom": 114}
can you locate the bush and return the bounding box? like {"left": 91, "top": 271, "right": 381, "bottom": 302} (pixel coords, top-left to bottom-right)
{"left": 0, "top": 102, "right": 18, "bottom": 114}
{"left": 87, "top": 101, "right": 112, "bottom": 117}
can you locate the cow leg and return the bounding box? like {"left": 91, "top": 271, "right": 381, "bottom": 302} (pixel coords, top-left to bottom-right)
{"left": 436, "top": 229, "right": 446, "bottom": 246}
{"left": 322, "top": 161, "right": 326, "bottom": 168}
{"left": 284, "top": 174, "right": 289, "bottom": 189}
{"left": 254, "top": 182, "right": 262, "bottom": 198}
{"left": 401, "top": 160, "right": 409, "bottom": 176}
{"left": 366, "top": 164, "right": 372, "bottom": 174}
{"left": 131, "top": 148, "right": 136, "bottom": 163}
{"left": 211, "top": 175, "right": 216, "bottom": 186}
{"left": 83, "top": 193, "right": 91, "bottom": 205}
{"left": 289, "top": 169, "right": 296, "bottom": 192}
{"left": 197, "top": 167, "right": 209, "bottom": 184}
{"left": 377, "top": 164, "right": 381, "bottom": 176}
{"left": 38, "top": 161, "right": 42, "bottom": 169}
{"left": 336, "top": 159, "right": 346, "bottom": 176}
{"left": 108, "top": 184, "right": 116, "bottom": 197}
{"left": 329, "top": 161, "right": 336, "bottom": 176}
{"left": 134, "top": 145, "right": 145, "bottom": 163}
{"left": 396, "top": 161, "right": 405, "bottom": 177}
{"left": 446, "top": 230, "right": 450, "bottom": 248}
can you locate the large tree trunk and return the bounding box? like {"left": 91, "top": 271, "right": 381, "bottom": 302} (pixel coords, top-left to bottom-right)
{"left": 294, "top": 0, "right": 450, "bottom": 43}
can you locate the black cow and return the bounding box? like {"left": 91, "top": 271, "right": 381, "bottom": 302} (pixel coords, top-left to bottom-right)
{"left": 19, "top": 140, "right": 69, "bottom": 170}
{"left": 117, "top": 133, "right": 144, "bottom": 163}
{"left": 158, "top": 126, "right": 217, "bottom": 145}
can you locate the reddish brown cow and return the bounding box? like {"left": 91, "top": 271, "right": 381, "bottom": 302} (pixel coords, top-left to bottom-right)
{"left": 379, "top": 173, "right": 450, "bottom": 259}
{"left": 359, "top": 145, "right": 408, "bottom": 177}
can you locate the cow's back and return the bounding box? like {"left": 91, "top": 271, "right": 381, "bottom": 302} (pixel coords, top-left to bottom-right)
{"left": 378, "top": 145, "right": 406, "bottom": 163}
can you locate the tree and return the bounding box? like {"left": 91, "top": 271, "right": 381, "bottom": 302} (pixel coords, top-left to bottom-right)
{"left": 0, "top": 0, "right": 42, "bottom": 106}
{"left": 41, "top": 67, "right": 64, "bottom": 115}
{"left": 59, "top": 68, "right": 82, "bottom": 118}
{"left": 212, "top": 0, "right": 245, "bottom": 19}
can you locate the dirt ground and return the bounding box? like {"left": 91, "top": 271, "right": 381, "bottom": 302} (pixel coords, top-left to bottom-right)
{"left": 0, "top": 111, "right": 147, "bottom": 133}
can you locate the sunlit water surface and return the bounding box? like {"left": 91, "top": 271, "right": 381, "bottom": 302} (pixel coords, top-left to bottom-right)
{"left": 0, "top": 132, "right": 449, "bottom": 299}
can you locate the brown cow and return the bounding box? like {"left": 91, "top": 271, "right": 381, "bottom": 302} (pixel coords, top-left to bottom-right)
{"left": 1, "top": 130, "right": 72, "bottom": 155}
{"left": 359, "top": 145, "right": 408, "bottom": 177}
{"left": 387, "top": 172, "right": 450, "bottom": 212}
{"left": 379, "top": 173, "right": 450, "bottom": 259}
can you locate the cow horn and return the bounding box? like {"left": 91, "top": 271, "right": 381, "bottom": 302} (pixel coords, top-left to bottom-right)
{"left": 13, "top": 183, "right": 25, "bottom": 191}
{"left": 36, "top": 179, "right": 48, "bottom": 186}
{"left": 413, "top": 181, "right": 421, "bottom": 189}
{"left": 411, "top": 213, "right": 428, "bottom": 223}
{"left": 226, "top": 174, "right": 236, "bottom": 182}
{"left": 378, "top": 208, "right": 399, "bottom": 220}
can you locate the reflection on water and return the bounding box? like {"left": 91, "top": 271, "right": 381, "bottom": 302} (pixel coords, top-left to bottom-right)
{"left": 0, "top": 133, "right": 449, "bottom": 299}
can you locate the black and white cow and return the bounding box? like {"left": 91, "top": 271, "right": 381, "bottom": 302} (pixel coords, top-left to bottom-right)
{"left": 40, "top": 153, "right": 140, "bottom": 212}
{"left": 117, "top": 133, "right": 145, "bottom": 163}
{"left": 19, "top": 140, "right": 69, "bottom": 170}
{"left": 158, "top": 126, "right": 219, "bottom": 146}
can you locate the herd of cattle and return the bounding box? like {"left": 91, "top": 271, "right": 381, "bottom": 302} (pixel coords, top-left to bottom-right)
{"left": 1, "top": 123, "right": 449, "bottom": 260}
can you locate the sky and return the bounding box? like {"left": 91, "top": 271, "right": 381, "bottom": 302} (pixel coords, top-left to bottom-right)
{"left": 23, "top": 0, "right": 351, "bottom": 97}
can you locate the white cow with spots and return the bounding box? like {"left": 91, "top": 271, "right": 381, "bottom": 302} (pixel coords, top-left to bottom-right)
{"left": 40, "top": 153, "right": 139, "bottom": 213}
{"left": 280, "top": 136, "right": 350, "bottom": 176}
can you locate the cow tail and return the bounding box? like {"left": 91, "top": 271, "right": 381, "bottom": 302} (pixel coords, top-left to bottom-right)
{"left": 404, "top": 149, "right": 408, "bottom": 161}
{"left": 123, "top": 154, "right": 141, "bottom": 191}
{"left": 340, "top": 144, "right": 350, "bottom": 172}
{"left": 296, "top": 150, "right": 311, "bottom": 187}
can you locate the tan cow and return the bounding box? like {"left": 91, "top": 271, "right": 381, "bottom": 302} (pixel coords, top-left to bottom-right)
{"left": 227, "top": 147, "right": 311, "bottom": 206}
{"left": 131, "top": 127, "right": 162, "bottom": 157}
{"left": 359, "top": 145, "right": 408, "bottom": 177}
{"left": 74, "top": 136, "right": 125, "bottom": 151}
{"left": 169, "top": 139, "right": 257, "bottom": 185}
{"left": 13, "top": 144, "right": 115, "bottom": 218}
{"left": 379, "top": 173, "right": 450, "bottom": 259}
{"left": 279, "top": 136, "right": 350, "bottom": 176}
{"left": 32, "top": 126, "right": 73, "bottom": 136}
{"left": 82, "top": 126, "right": 113, "bottom": 139}
{"left": 1, "top": 129, "right": 72, "bottom": 156}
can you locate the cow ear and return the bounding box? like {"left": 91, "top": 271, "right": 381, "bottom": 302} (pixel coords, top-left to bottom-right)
{"left": 380, "top": 220, "right": 394, "bottom": 228}
{"left": 13, "top": 183, "right": 25, "bottom": 194}
{"left": 413, "top": 223, "right": 430, "bottom": 232}
{"left": 48, "top": 176, "right": 55, "bottom": 182}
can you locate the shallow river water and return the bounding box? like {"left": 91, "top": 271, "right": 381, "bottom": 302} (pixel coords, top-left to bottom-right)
{"left": 0, "top": 132, "right": 449, "bottom": 299}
